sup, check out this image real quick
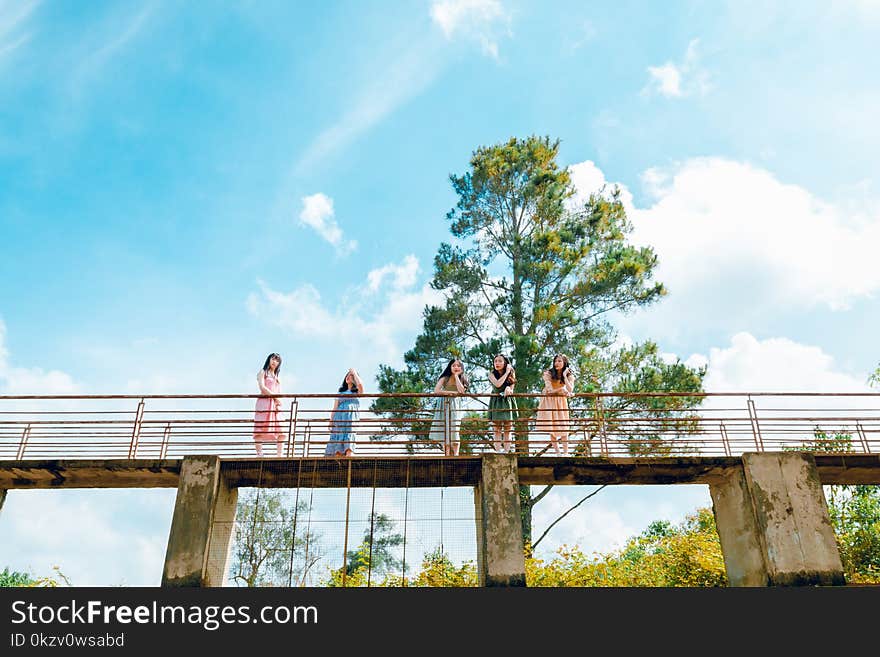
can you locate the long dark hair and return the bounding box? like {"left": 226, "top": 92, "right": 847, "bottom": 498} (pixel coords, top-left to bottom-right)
{"left": 491, "top": 354, "right": 516, "bottom": 387}
{"left": 262, "top": 353, "right": 282, "bottom": 377}
{"left": 547, "top": 353, "right": 571, "bottom": 382}
{"left": 338, "top": 372, "right": 359, "bottom": 393}
{"left": 439, "top": 358, "right": 469, "bottom": 390}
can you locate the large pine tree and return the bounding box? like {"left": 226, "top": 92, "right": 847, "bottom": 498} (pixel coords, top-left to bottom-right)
{"left": 374, "top": 136, "right": 706, "bottom": 547}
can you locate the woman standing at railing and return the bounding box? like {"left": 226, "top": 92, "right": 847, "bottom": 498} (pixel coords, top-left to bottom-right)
{"left": 488, "top": 354, "right": 517, "bottom": 453}
{"left": 429, "top": 358, "right": 468, "bottom": 456}
{"left": 254, "top": 353, "right": 284, "bottom": 457}
{"left": 536, "top": 353, "right": 575, "bottom": 455}
{"left": 325, "top": 368, "right": 364, "bottom": 457}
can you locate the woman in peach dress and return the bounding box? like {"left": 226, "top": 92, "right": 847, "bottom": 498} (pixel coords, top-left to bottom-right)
{"left": 536, "top": 353, "right": 575, "bottom": 456}
{"left": 254, "top": 353, "right": 283, "bottom": 457}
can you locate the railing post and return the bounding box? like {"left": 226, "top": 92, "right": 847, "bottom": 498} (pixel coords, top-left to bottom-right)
{"left": 16, "top": 424, "right": 31, "bottom": 460}
{"left": 720, "top": 421, "right": 731, "bottom": 457}
{"left": 128, "top": 398, "right": 145, "bottom": 459}
{"left": 443, "top": 395, "right": 451, "bottom": 454}
{"left": 160, "top": 422, "right": 171, "bottom": 459}
{"left": 856, "top": 422, "right": 871, "bottom": 454}
{"left": 747, "top": 396, "right": 763, "bottom": 452}
{"left": 596, "top": 395, "right": 608, "bottom": 454}
{"left": 287, "top": 399, "right": 298, "bottom": 457}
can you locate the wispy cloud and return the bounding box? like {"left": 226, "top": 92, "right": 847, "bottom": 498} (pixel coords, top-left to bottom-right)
{"left": 298, "top": 193, "right": 357, "bottom": 256}
{"left": 0, "top": 0, "right": 39, "bottom": 62}
{"left": 292, "top": 34, "right": 444, "bottom": 176}
{"left": 246, "top": 255, "right": 443, "bottom": 382}
{"left": 68, "top": 3, "right": 156, "bottom": 97}
{"left": 430, "top": 0, "right": 511, "bottom": 59}
{"left": 643, "top": 38, "right": 711, "bottom": 99}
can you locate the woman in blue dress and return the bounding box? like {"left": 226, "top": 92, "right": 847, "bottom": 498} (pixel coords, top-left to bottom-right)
{"left": 325, "top": 368, "right": 364, "bottom": 457}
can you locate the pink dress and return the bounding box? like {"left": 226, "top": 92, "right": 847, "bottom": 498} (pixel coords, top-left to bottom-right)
{"left": 254, "top": 371, "right": 281, "bottom": 442}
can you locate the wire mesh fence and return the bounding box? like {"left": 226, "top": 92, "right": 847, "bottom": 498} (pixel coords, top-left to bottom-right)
{"left": 211, "top": 458, "right": 479, "bottom": 587}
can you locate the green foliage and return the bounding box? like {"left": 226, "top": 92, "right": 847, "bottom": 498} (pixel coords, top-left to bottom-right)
{"left": 526, "top": 508, "right": 728, "bottom": 587}
{"left": 409, "top": 548, "right": 478, "bottom": 587}
{"left": 230, "top": 489, "right": 323, "bottom": 587}
{"left": 827, "top": 486, "right": 880, "bottom": 582}
{"left": 323, "top": 547, "right": 478, "bottom": 588}
{"left": 785, "top": 427, "right": 855, "bottom": 454}
{"left": 0, "top": 567, "right": 35, "bottom": 587}
{"left": 868, "top": 364, "right": 880, "bottom": 389}
{"left": 323, "top": 513, "right": 405, "bottom": 587}
{"left": 0, "top": 566, "right": 70, "bottom": 587}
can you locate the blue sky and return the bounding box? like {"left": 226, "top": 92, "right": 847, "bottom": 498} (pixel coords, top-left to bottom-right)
{"left": 2, "top": 0, "right": 880, "bottom": 585}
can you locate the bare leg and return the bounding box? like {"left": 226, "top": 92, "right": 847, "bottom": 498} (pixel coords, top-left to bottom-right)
{"left": 501, "top": 421, "right": 512, "bottom": 452}
{"left": 560, "top": 434, "right": 569, "bottom": 456}
{"left": 493, "top": 423, "right": 503, "bottom": 452}
{"left": 452, "top": 441, "right": 460, "bottom": 456}
{"left": 549, "top": 434, "right": 560, "bottom": 456}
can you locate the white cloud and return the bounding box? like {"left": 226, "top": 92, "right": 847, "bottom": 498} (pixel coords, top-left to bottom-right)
{"left": 366, "top": 254, "right": 420, "bottom": 292}
{"left": 0, "top": 489, "right": 175, "bottom": 586}
{"left": 0, "top": 318, "right": 80, "bottom": 395}
{"left": 246, "top": 256, "right": 443, "bottom": 389}
{"left": 567, "top": 160, "right": 634, "bottom": 211}
{"left": 430, "top": 0, "right": 511, "bottom": 59}
{"left": 566, "top": 157, "right": 880, "bottom": 335}
{"left": 629, "top": 157, "right": 880, "bottom": 314}
{"left": 694, "top": 332, "right": 869, "bottom": 393}
{"left": 643, "top": 38, "right": 711, "bottom": 99}
{"left": 298, "top": 193, "right": 357, "bottom": 256}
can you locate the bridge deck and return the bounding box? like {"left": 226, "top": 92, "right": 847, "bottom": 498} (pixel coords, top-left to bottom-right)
{"left": 2, "top": 454, "right": 879, "bottom": 489}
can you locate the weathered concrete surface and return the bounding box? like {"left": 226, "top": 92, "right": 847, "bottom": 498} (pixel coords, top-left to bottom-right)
{"left": 162, "top": 456, "right": 225, "bottom": 587}
{"left": 518, "top": 456, "right": 740, "bottom": 486}
{"left": 742, "top": 452, "right": 844, "bottom": 586}
{"left": 474, "top": 454, "right": 526, "bottom": 587}
{"left": 204, "top": 477, "right": 238, "bottom": 587}
{"left": 710, "top": 467, "right": 769, "bottom": 586}
{"left": 0, "top": 460, "right": 181, "bottom": 489}
{"left": 712, "top": 453, "right": 845, "bottom": 586}
{"left": 1, "top": 454, "right": 878, "bottom": 490}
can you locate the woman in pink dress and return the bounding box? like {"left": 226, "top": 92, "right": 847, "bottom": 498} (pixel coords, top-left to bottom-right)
{"left": 254, "top": 353, "right": 283, "bottom": 457}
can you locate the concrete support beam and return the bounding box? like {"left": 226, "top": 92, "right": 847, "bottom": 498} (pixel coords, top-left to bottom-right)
{"left": 474, "top": 454, "right": 526, "bottom": 587}
{"left": 710, "top": 452, "right": 844, "bottom": 586}
{"left": 205, "top": 477, "right": 238, "bottom": 587}
{"left": 162, "top": 456, "right": 238, "bottom": 587}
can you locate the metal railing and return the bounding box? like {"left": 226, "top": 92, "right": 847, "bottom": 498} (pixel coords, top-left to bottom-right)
{"left": 1, "top": 392, "right": 878, "bottom": 460}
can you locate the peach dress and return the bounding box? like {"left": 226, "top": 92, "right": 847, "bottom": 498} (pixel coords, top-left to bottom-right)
{"left": 536, "top": 371, "right": 572, "bottom": 436}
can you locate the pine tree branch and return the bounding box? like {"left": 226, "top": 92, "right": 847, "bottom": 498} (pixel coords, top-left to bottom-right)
{"left": 531, "top": 485, "right": 608, "bottom": 551}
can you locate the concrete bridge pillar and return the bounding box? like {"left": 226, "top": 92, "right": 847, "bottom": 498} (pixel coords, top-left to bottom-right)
{"left": 162, "top": 456, "right": 238, "bottom": 587}
{"left": 474, "top": 454, "right": 527, "bottom": 586}
{"left": 710, "top": 452, "right": 844, "bottom": 586}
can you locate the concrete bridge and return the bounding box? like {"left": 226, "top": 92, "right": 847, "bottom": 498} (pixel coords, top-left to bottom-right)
{"left": 2, "top": 452, "right": 878, "bottom": 587}
{"left": 2, "top": 393, "right": 879, "bottom": 586}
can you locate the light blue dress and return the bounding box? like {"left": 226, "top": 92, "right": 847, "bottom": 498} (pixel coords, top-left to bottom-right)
{"left": 325, "top": 390, "right": 360, "bottom": 455}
